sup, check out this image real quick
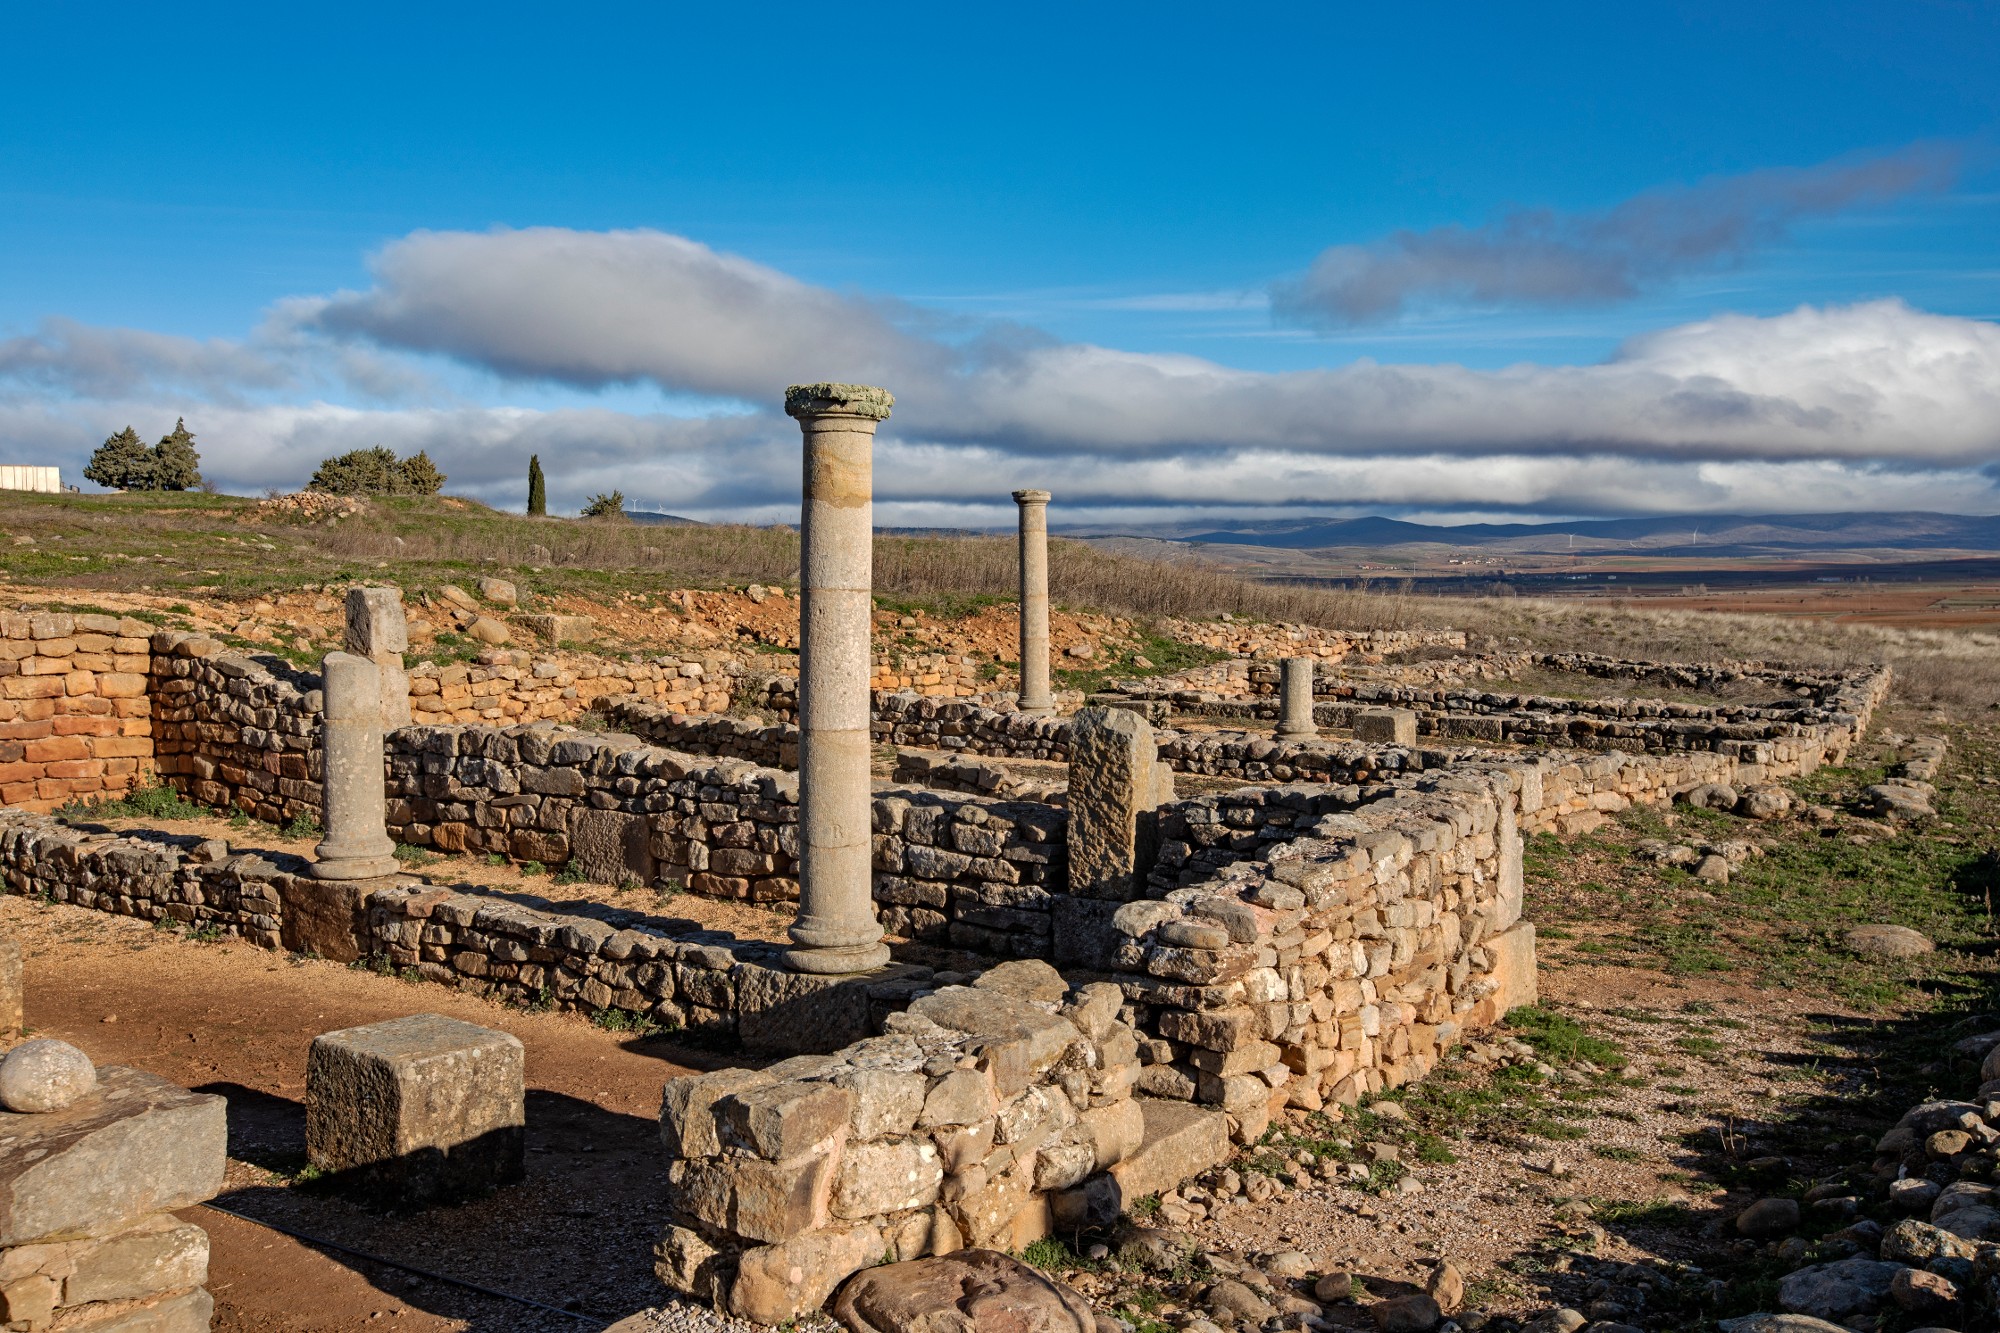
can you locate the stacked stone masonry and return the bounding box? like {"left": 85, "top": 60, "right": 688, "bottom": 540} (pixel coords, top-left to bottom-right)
{"left": 0, "top": 613, "right": 155, "bottom": 813}
{"left": 0, "top": 1062, "right": 226, "bottom": 1333}
{"left": 655, "top": 960, "right": 1175, "bottom": 1324}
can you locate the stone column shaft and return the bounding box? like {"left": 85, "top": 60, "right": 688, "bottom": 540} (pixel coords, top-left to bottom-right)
{"left": 1013, "top": 489, "right": 1054, "bottom": 716}
{"left": 782, "top": 383, "right": 894, "bottom": 975}
{"left": 313, "top": 651, "right": 399, "bottom": 881}
{"left": 1275, "top": 656, "right": 1317, "bottom": 740}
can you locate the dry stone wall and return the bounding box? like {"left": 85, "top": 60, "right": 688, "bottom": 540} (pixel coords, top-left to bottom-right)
{"left": 0, "top": 612, "right": 155, "bottom": 813}
{"left": 655, "top": 960, "right": 1166, "bottom": 1324}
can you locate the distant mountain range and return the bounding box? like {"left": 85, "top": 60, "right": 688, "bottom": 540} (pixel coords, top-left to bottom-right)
{"left": 1069, "top": 511, "right": 2000, "bottom": 558}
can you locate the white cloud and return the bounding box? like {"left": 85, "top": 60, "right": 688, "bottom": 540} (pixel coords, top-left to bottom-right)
{"left": 1270, "top": 145, "right": 1957, "bottom": 324}
{"left": 5, "top": 220, "right": 1998, "bottom": 522}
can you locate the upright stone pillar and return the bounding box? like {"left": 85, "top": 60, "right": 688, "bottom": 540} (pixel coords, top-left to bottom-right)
{"left": 1067, "top": 707, "right": 1175, "bottom": 900}
{"left": 782, "top": 383, "right": 894, "bottom": 975}
{"left": 1275, "top": 656, "right": 1317, "bottom": 740}
{"left": 1012, "top": 489, "right": 1055, "bottom": 716}
{"left": 313, "top": 651, "right": 399, "bottom": 881}
{"left": 345, "top": 586, "right": 412, "bottom": 729}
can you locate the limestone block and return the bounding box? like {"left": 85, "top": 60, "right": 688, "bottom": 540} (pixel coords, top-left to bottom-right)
{"left": 1355, "top": 709, "right": 1417, "bottom": 745}
{"left": 0, "top": 1067, "right": 226, "bottom": 1246}
{"left": 906, "top": 987, "right": 1079, "bottom": 1097}
{"left": 520, "top": 614, "right": 596, "bottom": 644}
{"left": 0, "top": 937, "right": 19, "bottom": 1037}
{"left": 306, "top": 1013, "right": 525, "bottom": 1202}
{"left": 834, "top": 1140, "right": 943, "bottom": 1217}
{"left": 662, "top": 1067, "right": 777, "bottom": 1159}
{"left": 737, "top": 965, "right": 924, "bottom": 1058}
{"left": 674, "top": 1150, "right": 840, "bottom": 1243}
{"left": 731, "top": 1223, "right": 884, "bottom": 1325}
{"left": 833, "top": 1067, "right": 926, "bottom": 1141}
{"left": 567, "top": 807, "right": 655, "bottom": 887}
{"left": 345, "top": 588, "right": 408, "bottom": 657}
{"left": 1107, "top": 1099, "right": 1231, "bottom": 1202}
{"left": 1486, "top": 922, "right": 1538, "bottom": 1014}
{"left": 63, "top": 1215, "right": 210, "bottom": 1304}
{"left": 718, "top": 1081, "right": 853, "bottom": 1162}
{"left": 1067, "top": 707, "right": 1172, "bottom": 900}
{"left": 45, "top": 1286, "right": 213, "bottom": 1332}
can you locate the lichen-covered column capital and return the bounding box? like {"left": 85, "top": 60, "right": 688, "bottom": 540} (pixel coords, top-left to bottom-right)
{"left": 313, "top": 651, "right": 399, "bottom": 881}
{"left": 782, "top": 383, "right": 893, "bottom": 975}
{"left": 1012, "top": 488, "right": 1054, "bottom": 717}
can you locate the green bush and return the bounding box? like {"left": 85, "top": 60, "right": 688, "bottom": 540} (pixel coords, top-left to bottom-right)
{"left": 308, "top": 446, "right": 446, "bottom": 496}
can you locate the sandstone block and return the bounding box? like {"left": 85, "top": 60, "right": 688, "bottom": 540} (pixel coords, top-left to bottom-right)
{"left": 345, "top": 587, "right": 408, "bottom": 656}
{"left": 833, "top": 1248, "right": 1101, "bottom": 1333}
{"left": 567, "top": 807, "right": 655, "bottom": 888}
{"left": 0, "top": 1067, "right": 225, "bottom": 1246}
{"left": 45, "top": 1286, "right": 213, "bottom": 1332}
{"left": 1354, "top": 709, "right": 1417, "bottom": 745}
{"left": 305, "top": 1013, "right": 525, "bottom": 1202}
{"left": 1485, "top": 922, "right": 1538, "bottom": 1015}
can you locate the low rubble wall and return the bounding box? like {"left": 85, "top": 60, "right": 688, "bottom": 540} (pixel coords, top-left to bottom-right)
{"left": 0, "top": 612, "right": 156, "bottom": 813}
{"left": 407, "top": 650, "right": 732, "bottom": 726}
{"left": 655, "top": 960, "right": 1192, "bottom": 1324}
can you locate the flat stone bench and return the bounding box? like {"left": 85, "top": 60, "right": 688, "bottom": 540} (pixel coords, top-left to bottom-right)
{"left": 306, "top": 1013, "right": 525, "bottom": 1204}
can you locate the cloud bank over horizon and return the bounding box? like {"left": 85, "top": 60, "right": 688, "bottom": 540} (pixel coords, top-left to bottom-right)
{"left": 4, "top": 174, "right": 1999, "bottom": 526}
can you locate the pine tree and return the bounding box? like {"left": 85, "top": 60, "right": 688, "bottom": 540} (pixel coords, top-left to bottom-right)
{"left": 82, "top": 427, "right": 155, "bottom": 490}
{"left": 580, "top": 490, "right": 626, "bottom": 520}
{"left": 397, "top": 450, "right": 445, "bottom": 495}
{"left": 150, "top": 418, "right": 203, "bottom": 491}
{"left": 527, "top": 455, "right": 547, "bottom": 516}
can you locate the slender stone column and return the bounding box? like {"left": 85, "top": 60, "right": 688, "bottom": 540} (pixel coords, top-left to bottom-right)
{"left": 781, "top": 383, "right": 893, "bottom": 975}
{"left": 1275, "top": 656, "right": 1317, "bottom": 740}
{"left": 1012, "top": 489, "right": 1055, "bottom": 716}
{"left": 312, "top": 651, "right": 400, "bottom": 881}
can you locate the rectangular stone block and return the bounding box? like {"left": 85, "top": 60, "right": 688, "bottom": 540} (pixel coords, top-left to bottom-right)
{"left": 1066, "top": 707, "right": 1173, "bottom": 900}
{"left": 306, "top": 1013, "right": 525, "bottom": 1203}
{"left": 1487, "top": 922, "right": 1538, "bottom": 1014}
{"left": 345, "top": 587, "right": 408, "bottom": 656}
{"left": 0, "top": 1067, "right": 226, "bottom": 1246}
{"left": 0, "top": 937, "right": 19, "bottom": 1036}
{"left": 63, "top": 1215, "right": 210, "bottom": 1304}
{"left": 1106, "top": 1099, "right": 1230, "bottom": 1202}
{"left": 1354, "top": 709, "right": 1418, "bottom": 745}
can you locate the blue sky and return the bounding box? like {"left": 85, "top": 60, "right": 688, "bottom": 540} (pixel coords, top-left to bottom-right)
{"left": 3, "top": 1, "right": 1998, "bottom": 524}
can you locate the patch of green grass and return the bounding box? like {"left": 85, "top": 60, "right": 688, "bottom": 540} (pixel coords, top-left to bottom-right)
{"left": 1505, "top": 1006, "right": 1628, "bottom": 1070}
{"left": 591, "top": 1008, "right": 663, "bottom": 1036}
{"left": 393, "top": 842, "right": 439, "bottom": 867}
{"left": 1019, "top": 1237, "right": 1090, "bottom": 1274}
{"left": 280, "top": 809, "right": 320, "bottom": 839}
{"left": 552, "top": 860, "right": 588, "bottom": 885}
{"left": 1053, "top": 628, "right": 1229, "bottom": 695}
{"left": 1593, "top": 1144, "right": 1646, "bottom": 1162}
{"left": 57, "top": 782, "right": 203, "bottom": 823}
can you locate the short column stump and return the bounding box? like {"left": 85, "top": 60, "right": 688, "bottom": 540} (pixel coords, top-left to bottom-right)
{"left": 306, "top": 1013, "right": 525, "bottom": 1204}
{"left": 1354, "top": 708, "right": 1418, "bottom": 745}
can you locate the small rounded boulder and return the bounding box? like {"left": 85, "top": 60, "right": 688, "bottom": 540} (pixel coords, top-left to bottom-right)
{"left": 0, "top": 1038, "right": 98, "bottom": 1113}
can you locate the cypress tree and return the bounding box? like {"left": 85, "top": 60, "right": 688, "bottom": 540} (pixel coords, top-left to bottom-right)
{"left": 82, "top": 427, "right": 155, "bottom": 490}
{"left": 528, "top": 455, "right": 547, "bottom": 516}
{"left": 150, "top": 418, "right": 203, "bottom": 491}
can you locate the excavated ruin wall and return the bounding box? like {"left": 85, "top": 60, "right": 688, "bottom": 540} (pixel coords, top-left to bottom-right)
{"left": 0, "top": 612, "right": 157, "bottom": 813}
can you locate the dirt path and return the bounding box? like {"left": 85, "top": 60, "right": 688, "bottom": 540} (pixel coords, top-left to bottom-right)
{"left": 5, "top": 895, "right": 729, "bottom": 1332}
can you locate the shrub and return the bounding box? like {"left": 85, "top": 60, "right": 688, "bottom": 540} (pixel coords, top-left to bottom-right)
{"left": 308, "top": 446, "right": 447, "bottom": 496}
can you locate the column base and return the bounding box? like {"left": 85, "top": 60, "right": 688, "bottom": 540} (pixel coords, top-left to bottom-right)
{"left": 1274, "top": 728, "right": 1320, "bottom": 742}
{"left": 312, "top": 854, "right": 402, "bottom": 881}
{"left": 780, "top": 941, "right": 893, "bottom": 975}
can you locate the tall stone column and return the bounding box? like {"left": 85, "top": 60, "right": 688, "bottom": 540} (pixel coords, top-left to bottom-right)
{"left": 1012, "top": 489, "right": 1054, "bottom": 716}
{"left": 312, "top": 651, "right": 400, "bottom": 881}
{"left": 345, "top": 586, "right": 412, "bottom": 729}
{"left": 782, "top": 383, "right": 893, "bottom": 975}
{"left": 1275, "top": 656, "right": 1317, "bottom": 740}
